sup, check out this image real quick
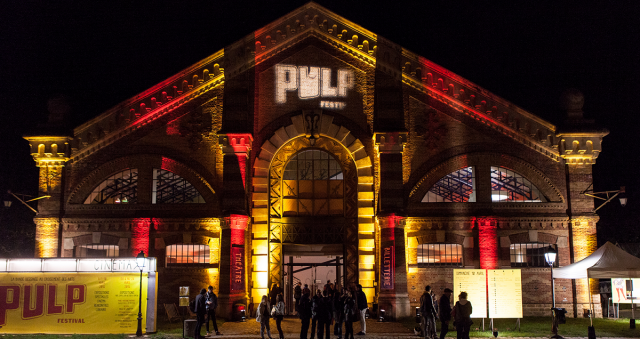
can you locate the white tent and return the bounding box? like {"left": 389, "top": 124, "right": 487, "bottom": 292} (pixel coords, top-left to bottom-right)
{"left": 553, "top": 241, "right": 640, "bottom": 279}
{"left": 553, "top": 241, "right": 640, "bottom": 323}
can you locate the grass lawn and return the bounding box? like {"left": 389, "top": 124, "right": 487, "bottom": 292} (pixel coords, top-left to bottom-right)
{"left": 0, "top": 318, "right": 224, "bottom": 339}
{"left": 401, "top": 316, "right": 640, "bottom": 337}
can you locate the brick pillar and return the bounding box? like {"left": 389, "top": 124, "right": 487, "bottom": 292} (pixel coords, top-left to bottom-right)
{"left": 374, "top": 132, "right": 409, "bottom": 319}
{"left": 218, "top": 134, "right": 253, "bottom": 214}
{"left": 377, "top": 214, "right": 410, "bottom": 319}
{"left": 217, "top": 214, "right": 249, "bottom": 320}
{"left": 24, "top": 136, "right": 72, "bottom": 258}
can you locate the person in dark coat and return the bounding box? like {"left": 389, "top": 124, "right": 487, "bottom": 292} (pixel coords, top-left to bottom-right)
{"left": 438, "top": 288, "right": 453, "bottom": 339}
{"left": 355, "top": 284, "right": 367, "bottom": 335}
{"left": 310, "top": 289, "right": 323, "bottom": 339}
{"left": 205, "top": 285, "right": 221, "bottom": 336}
{"left": 333, "top": 284, "right": 344, "bottom": 339}
{"left": 420, "top": 286, "right": 437, "bottom": 339}
{"left": 294, "top": 281, "right": 303, "bottom": 315}
{"left": 452, "top": 292, "right": 473, "bottom": 339}
{"left": 343, "top": 290, "right": 357, "bottom": 339}
{"left": 299, "top": 288, "right": 312, "bottom": 339}
{"left": 270, "top": 283, "right": 283, "bottom": 307}
{"left": 317, "top": 290, "right": 332, "bottom": 339}
{"left": 195, "top": 288, "right": 207, "bottom": 339}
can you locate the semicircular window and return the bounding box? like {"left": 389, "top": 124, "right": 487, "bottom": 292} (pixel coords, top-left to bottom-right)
{"left": 422, "top": 166, "right": 475, "bottom": 202}
{"left": 491, "top": 166, "right": 547, "bottom": 202}
{"left": 84, "top": 169, "right": 138, "bottom": 204}
{"left": 152, "top": 169, "right": 205, "bottom": 204}
{"left": 282, "top": 149, "right": 344, "bottom": 216}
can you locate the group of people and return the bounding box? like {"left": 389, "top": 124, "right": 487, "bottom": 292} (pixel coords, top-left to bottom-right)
{"left": 419, "top": 286, "right": 473, "bottom": 339}
{"left": 193, "top": 285, "right": 222, "bottom": 339}
{"left": 257, "top": 281, "right": 368, "bottom": 339}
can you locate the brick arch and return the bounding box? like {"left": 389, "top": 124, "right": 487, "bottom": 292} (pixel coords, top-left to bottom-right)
{"left": 67, "top": 154, "right": 216, "bottom": 205}
{"left": 408, "top": 152, "right": 565, "bottom": 203}
{"left": 68, "top": 233, "right": 125, "bottom": 257}
{"left": 250, "top": 112, "right": 376, "bottom": 303}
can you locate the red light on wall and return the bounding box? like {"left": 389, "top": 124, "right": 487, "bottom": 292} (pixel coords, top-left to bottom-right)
{"left": 478, "top": 218, "right": 497, "bottom": 270}
{"left": 132, "top": 218, "right": 151, "bottom": 256}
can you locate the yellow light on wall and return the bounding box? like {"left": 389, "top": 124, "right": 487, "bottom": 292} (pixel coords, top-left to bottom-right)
{"left": 35, "top": 218, "right": 58, "bottom": 258}
{"left": 255, "top": 256, "right": 268, "bottom": 272}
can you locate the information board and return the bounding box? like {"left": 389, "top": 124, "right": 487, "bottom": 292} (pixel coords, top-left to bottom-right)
{"left": 0, "top": 272, "right": 150, "bottom": 334}
{"left": 612, "top": 278, "right": 640, "bottom": 303}
{"left": 453, "top": 269, "right": 487, "bottom": 318}
{"left": 488, "top": 269, "right": 522, "bottom": 318}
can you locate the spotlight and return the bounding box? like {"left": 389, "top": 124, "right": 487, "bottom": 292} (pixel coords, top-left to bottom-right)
{"left": 378, "top": 309, "right": 385, "bottom": 322}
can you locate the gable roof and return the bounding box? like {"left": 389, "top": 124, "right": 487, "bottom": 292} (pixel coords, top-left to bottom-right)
{"left": 69, "top": 2, "right": 564, "bottom": 162}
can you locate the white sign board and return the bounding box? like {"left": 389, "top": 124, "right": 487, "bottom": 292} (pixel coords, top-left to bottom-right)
{"left": 453, "top": 269, "right": 487, "bottom": 318}
{"left": 488, "top": 269, "right": 523, "bottom": 318}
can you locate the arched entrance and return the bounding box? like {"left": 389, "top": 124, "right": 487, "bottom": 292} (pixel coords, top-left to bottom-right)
{"left": 250, "top": 112, "right": 375, "bottom": 308}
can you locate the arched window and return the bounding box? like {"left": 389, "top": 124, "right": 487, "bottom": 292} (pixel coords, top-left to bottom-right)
{"left": 491, "top": 166, "right": 547, "bottom": 202}
{"left": 282, "top": 149, "right": 344, "bottom": 216}
{"left": 422, "top": 167, "right": 475, "bottom": 202}
{"left": 152, "top": 169, "right": 205, "bottom": 204}
{"left": 84, "top": 169, "right": 138, "bottom": 204}
{"left": 165, "top": 244, "right": 210, "bottom": 265}
{"left": 417, "top": 243, "right": 463, "bottom": 267}
{"left": 510, "top": 243, "right": 557, "bottom": 267}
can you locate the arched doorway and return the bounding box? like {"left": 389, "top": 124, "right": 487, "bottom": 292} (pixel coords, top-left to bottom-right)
{"left": 250, "top": 113, "right": 376, "bottom": 310}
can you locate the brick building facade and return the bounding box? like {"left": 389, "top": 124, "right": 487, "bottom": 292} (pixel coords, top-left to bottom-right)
{"left": 24, "top": 3, "right": 607, "bottom": 319}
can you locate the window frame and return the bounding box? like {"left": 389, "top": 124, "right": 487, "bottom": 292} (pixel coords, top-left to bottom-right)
{"left": 417, "top": 243, "right": 464, "bottom": 268}
{"left": 422, "top": 166, "right": 476, "bottom": 203}
{"left": 509, "top": 242, "right": 558, "bottom": 268}
{"left": 165, "top": 243, "right": 211, "bottom": 267}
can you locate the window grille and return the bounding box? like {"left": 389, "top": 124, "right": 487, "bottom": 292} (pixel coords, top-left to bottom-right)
{"left": 282, "top": 149, "right": 344, "bottom": 216}
{"left": 75, "top": 245, "right": 120, "bottom": 258}
{"left": 417, "top": 243, "right": 463, "bottom": 267}
{"left": 510, "top": 243, "right": 557, "bottom": 267}
{"left": 152, "top": 169, "right": 205, "bottom": 204}
{"left": 491, "top": 166, "right": 547, "bottom": 202}
{"left": 165, "top": 244, "right": 210, "bottom": 266}
{"left": 423, "top": 167, "right": 475, "bottom": 202}
{"left": 84, "top": 169, "right": 138, "bottom": 204}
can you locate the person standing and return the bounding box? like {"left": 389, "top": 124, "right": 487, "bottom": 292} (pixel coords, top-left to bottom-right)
{"left": 438, "top": 288, "right": 453, "bottom": 339}
{"left": 343, "top": 290, "right": 357, "bottom": 339}
{"left": 294, "top": 281, "right": 303, "bottom": 314}
{"left": 355, "top": 284, "right": 367, "bottom": 335}
{"left": 257, "top": 295, "right": 273, "bottom": 339}
{"left": 310, "top": 289, "right": 323, "bottom": 339}
{"left": 420, "top": 286, "right": 437, "bottom": 339}
{"left": 317, "top": 290, "right": 332, "bottom": 339}
{"left": 333, "top": 284, "right": 344, "bottom": 339}
{"left": 299, "top": 288, "right": 312, "bottom": 339}
{"left": 452, "top": 292, "right": 473, "bottom": 339}
{"left": 270, "top": 283, "right": 283, "bottom": 307}
{"left": 274, "top": 294, "right": 286, "bottom": 339}
{"left": 205, "top": 285, "right": 221, "bottom": 336}
{"left": 194, "top": 288, "right": 207, "bottom": 339}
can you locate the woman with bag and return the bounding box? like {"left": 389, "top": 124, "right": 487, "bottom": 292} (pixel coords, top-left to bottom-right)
{"left": 343, "top": 290, "right": 357, "bottom": 339}
{"left": 257, "top": 295, "right": 273, "bottom": 339}
{"left": 273, "top": 294, "right": 286, "bottom": 339}
{"left": 451, "top": 292, "right": 472, "bottom": 339}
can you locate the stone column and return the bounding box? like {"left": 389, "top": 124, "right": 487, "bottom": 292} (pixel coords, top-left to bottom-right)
{"left": 377, "top": 214, "right": 410, "bottom": 319}
{"left": 217, "top": 214, "right": 249, "bottom": 320}
{"left": 557, "top": 89, "right": 608, "bottom": 318}
{"left": 24, "top": 136, "right": 72, "bottom": 258}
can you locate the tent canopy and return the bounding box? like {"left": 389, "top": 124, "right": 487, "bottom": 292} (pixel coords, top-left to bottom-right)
{"left": 553, "top": 241, "right": 640, "bottom": 279}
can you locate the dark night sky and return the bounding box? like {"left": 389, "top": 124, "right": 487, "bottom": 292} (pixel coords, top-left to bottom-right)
{"left": 0, "top": 1, "right": 638, "bottom": 243}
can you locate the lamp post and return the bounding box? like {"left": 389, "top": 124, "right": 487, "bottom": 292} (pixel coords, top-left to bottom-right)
{"left": 545, "top": 245, "right": 561, "bottom": 339}
{"left": 135, "top": 251, "right": 146, "bottom": 337}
